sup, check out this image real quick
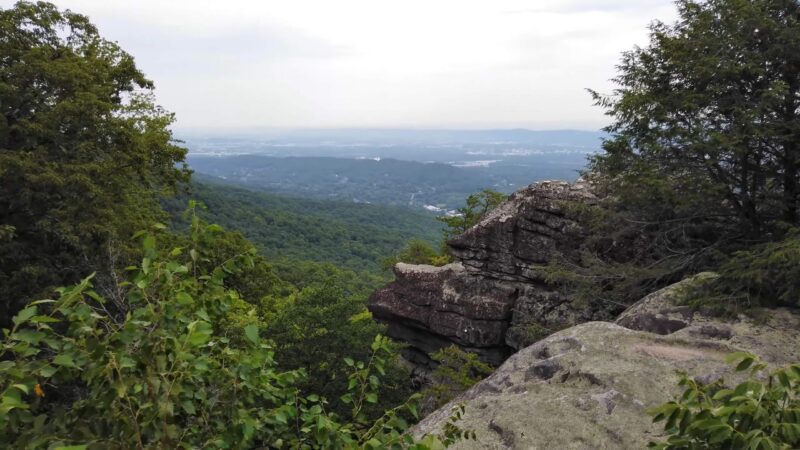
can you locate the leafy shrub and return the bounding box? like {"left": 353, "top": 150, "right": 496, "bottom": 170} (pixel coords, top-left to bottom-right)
{"left": 437, "top": 189, "right": 506, "bottom": 241}
{"left": 382, "top": 239, "right": 447, "bottom": 270}
{"left": 264, "top": 283, "right": 415, "bottom": 420}
{"left": 423, "top": 346, "right": 493, "bottom": 412}
{"left": 649, "top": 353, "right": 800, "bottom": 449}
{"left": 0, "top": 218, "right": 471, "bottom": 449}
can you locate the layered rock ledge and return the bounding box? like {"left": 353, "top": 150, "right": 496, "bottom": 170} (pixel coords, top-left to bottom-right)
{"left": 368, "top": 180, "right": 607, "bottom": 366}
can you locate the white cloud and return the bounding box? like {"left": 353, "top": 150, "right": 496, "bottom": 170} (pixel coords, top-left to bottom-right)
{"left": 28, "top": 0, "right": 678, "bottom": 130}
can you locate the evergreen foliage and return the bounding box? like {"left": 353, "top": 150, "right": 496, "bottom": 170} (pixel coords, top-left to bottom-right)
{"left": 547, "top": 0, "right": 800, "bottom": 314}
{"left": 422, "top": 346, "right": 493, "bottom": 412}
{"left": 684, "top": 231, "right": 800, "bottom": 314}
{"left": 590, "top": 0, "right": 800, "bottom": 237}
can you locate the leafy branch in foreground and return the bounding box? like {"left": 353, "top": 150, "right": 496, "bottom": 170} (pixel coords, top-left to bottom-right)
{"left": 0, "top": 216, "right": 472, "bottom": 449}
{"left": 648, "top": 353, "right": 800, "bottom": 449}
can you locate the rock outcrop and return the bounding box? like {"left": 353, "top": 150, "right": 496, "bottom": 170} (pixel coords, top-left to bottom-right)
{"left": 413, "top": 281, "right": 800, "bottom": 448}
{"left": 368, "top": 180, "right": 607, "bottom": 366}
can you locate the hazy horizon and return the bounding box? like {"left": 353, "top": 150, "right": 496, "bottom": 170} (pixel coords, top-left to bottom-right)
{"left": 38, "top": 0, "right": 677, "bottom": 130}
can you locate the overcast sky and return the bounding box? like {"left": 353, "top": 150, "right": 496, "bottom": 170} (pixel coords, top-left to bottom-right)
{"left": 22, "top": 0, "right": 677, "bottom": 131}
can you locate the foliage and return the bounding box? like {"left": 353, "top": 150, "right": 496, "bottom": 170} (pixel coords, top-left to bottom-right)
{"left": 263, "top": 283, "right": 415, "bottom": 420}
{"left": 0, "top": 1, "right": 189, "bottom": 326}
{"left": 562, "top": 0, "right": 800, "bottom": 318}
{"left": 437, "top": 189, "right": 506, "bottom": 240}
{"left": 649, "top": 353, "right": 800, "bottom": 449}
{"left": 382, "top": 239, "right": 448, "bottom": 271}
{"left": 0, "top": 219, "right": 470, "bottom": 449}
{"left": 683, "top": 231, "right": 800, "bottom": 314}
{"left": 535, "top": 198, "right": 702, "bottom": 318}
{"left": 422, "top": 346, "right": 493, "bottom": 412}
{"left": 163, "top": 181, "right": 442, "bottom": 275}
{"left": 590, "top": 0, "right": 800, "bottom": 239}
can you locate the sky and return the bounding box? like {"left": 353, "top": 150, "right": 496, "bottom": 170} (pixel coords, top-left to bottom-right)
{"left": 14, "top": 0, "right": 678, "bottom": 131}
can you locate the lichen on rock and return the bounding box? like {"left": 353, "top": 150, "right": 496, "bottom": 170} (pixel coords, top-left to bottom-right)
{"left": 412, "top": 281, "right": 800, "bottom": 448}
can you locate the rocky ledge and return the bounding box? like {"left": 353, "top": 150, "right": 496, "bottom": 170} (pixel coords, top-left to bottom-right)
{"left": 368, "top": 180, "right": 608, "bottom": 366}
{"left": 413, "top": 281, "right": 800, "bottom": 448}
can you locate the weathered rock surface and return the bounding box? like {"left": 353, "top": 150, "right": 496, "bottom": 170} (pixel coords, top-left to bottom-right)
{"left": 413, "top": 281, "right": 800, "bottom": 449}
{"left": 368, "top": 180, "right": 606, "bottom": 365}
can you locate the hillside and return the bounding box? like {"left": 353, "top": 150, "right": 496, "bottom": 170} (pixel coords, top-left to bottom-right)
{"left": 163, "top": 179, "right": 443, "bottom": 273}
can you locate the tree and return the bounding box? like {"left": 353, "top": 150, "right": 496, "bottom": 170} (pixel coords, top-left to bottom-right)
{"left": 264, "top": 282, "right": 414, "bottom": 420}
{"left": 591, "top": 0, "right": 800, "bottom": 239}
{"left": 422, "top": 346, "right": 493, "bottom": 413}
{"left": 0, "top": 220, "right": 471, "bottom": 448}
{"left": 381, "top": 239, "right": 443, "bottom": 270}
{"left": 0, "top": 2, "right": 189, "bottom": 325}
{"left": 438, "top": 189, "right": 506, "bottom": 240}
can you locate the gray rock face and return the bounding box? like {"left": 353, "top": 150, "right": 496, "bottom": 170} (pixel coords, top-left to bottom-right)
{"left": 413, "top": 282, "right": 800, "bottom": 449}
{"left": 368, "top": 180, "right": 608, "bottom": 365}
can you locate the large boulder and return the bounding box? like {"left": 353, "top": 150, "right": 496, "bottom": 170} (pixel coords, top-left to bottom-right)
{"left": 412, "top": 281, "right": 800, "bottom": 449}
{"left": 368, "top": 180, "right": 609, "bottom": 366}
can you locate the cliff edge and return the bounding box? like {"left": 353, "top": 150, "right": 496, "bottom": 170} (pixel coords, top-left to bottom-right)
{"left": 368, "top": 180, "right": 606, "bottom": 366}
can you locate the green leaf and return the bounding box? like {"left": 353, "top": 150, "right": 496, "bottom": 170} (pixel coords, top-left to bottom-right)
{"left": 13, "top": 306, "right": 38, "bottom": 327}
{"left": 39, "top": 365, "right": 57, "bottom": 377}
{"left": 725, "top": 352, "right": 754, "bottom": 365}
{"left": 244, "top": 324, "right": 259, "bottom": 345}
{"left": 12, "top": 330, "right": 46, "bottom": 345}
{"left": 53, "top": 354, "right": 76, "bottom": 368}
{"left": 181, "top": 400, "right": 196, "bottom": 415}
{"left": 30, "top": 315, "right": 60, "bottom": 324}
{"left": 736, "top": 357, "right": 754, "bottom": 372}
{"left": 187, "top": 321, "right": 213, "bottom": 346}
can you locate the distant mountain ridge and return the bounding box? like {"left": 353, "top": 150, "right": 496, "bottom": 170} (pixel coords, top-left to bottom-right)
{"left": 187, "top": 153, "right": 587, "bottom": 210}
{"left": 178, "top": 128, "right": 606, "bottom": 148}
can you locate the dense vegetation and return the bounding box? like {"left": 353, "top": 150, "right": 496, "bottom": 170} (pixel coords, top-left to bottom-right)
{"left": 581, "top": 0, "right": 800, "bottom": 447}
{"left": 163, "top": 179, "right": 442, "bottom": 274}
{"left": 3, "top": 0, "right": 800, "bottom": 448}
{"left": 0, "top": 3, "right": 470, "bottom": 448}
{"left": 545, "top": 0, "right": 800, "bottom": 315}
{"left": 0, "top": 1, "right": 189, "bottom": 327}
{"left": 0, "top": 218, "right": 470, "bottom": 448}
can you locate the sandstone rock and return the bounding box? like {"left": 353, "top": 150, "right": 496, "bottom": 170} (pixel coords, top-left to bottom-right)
{"left": 412, "top": 281, "right": 800, "bottom": 449}
{"left": 369, "top": 262, "right": 515, "bottom": 366}
{"left": 368, "top": 180, "right": 609, "bottom": 366}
